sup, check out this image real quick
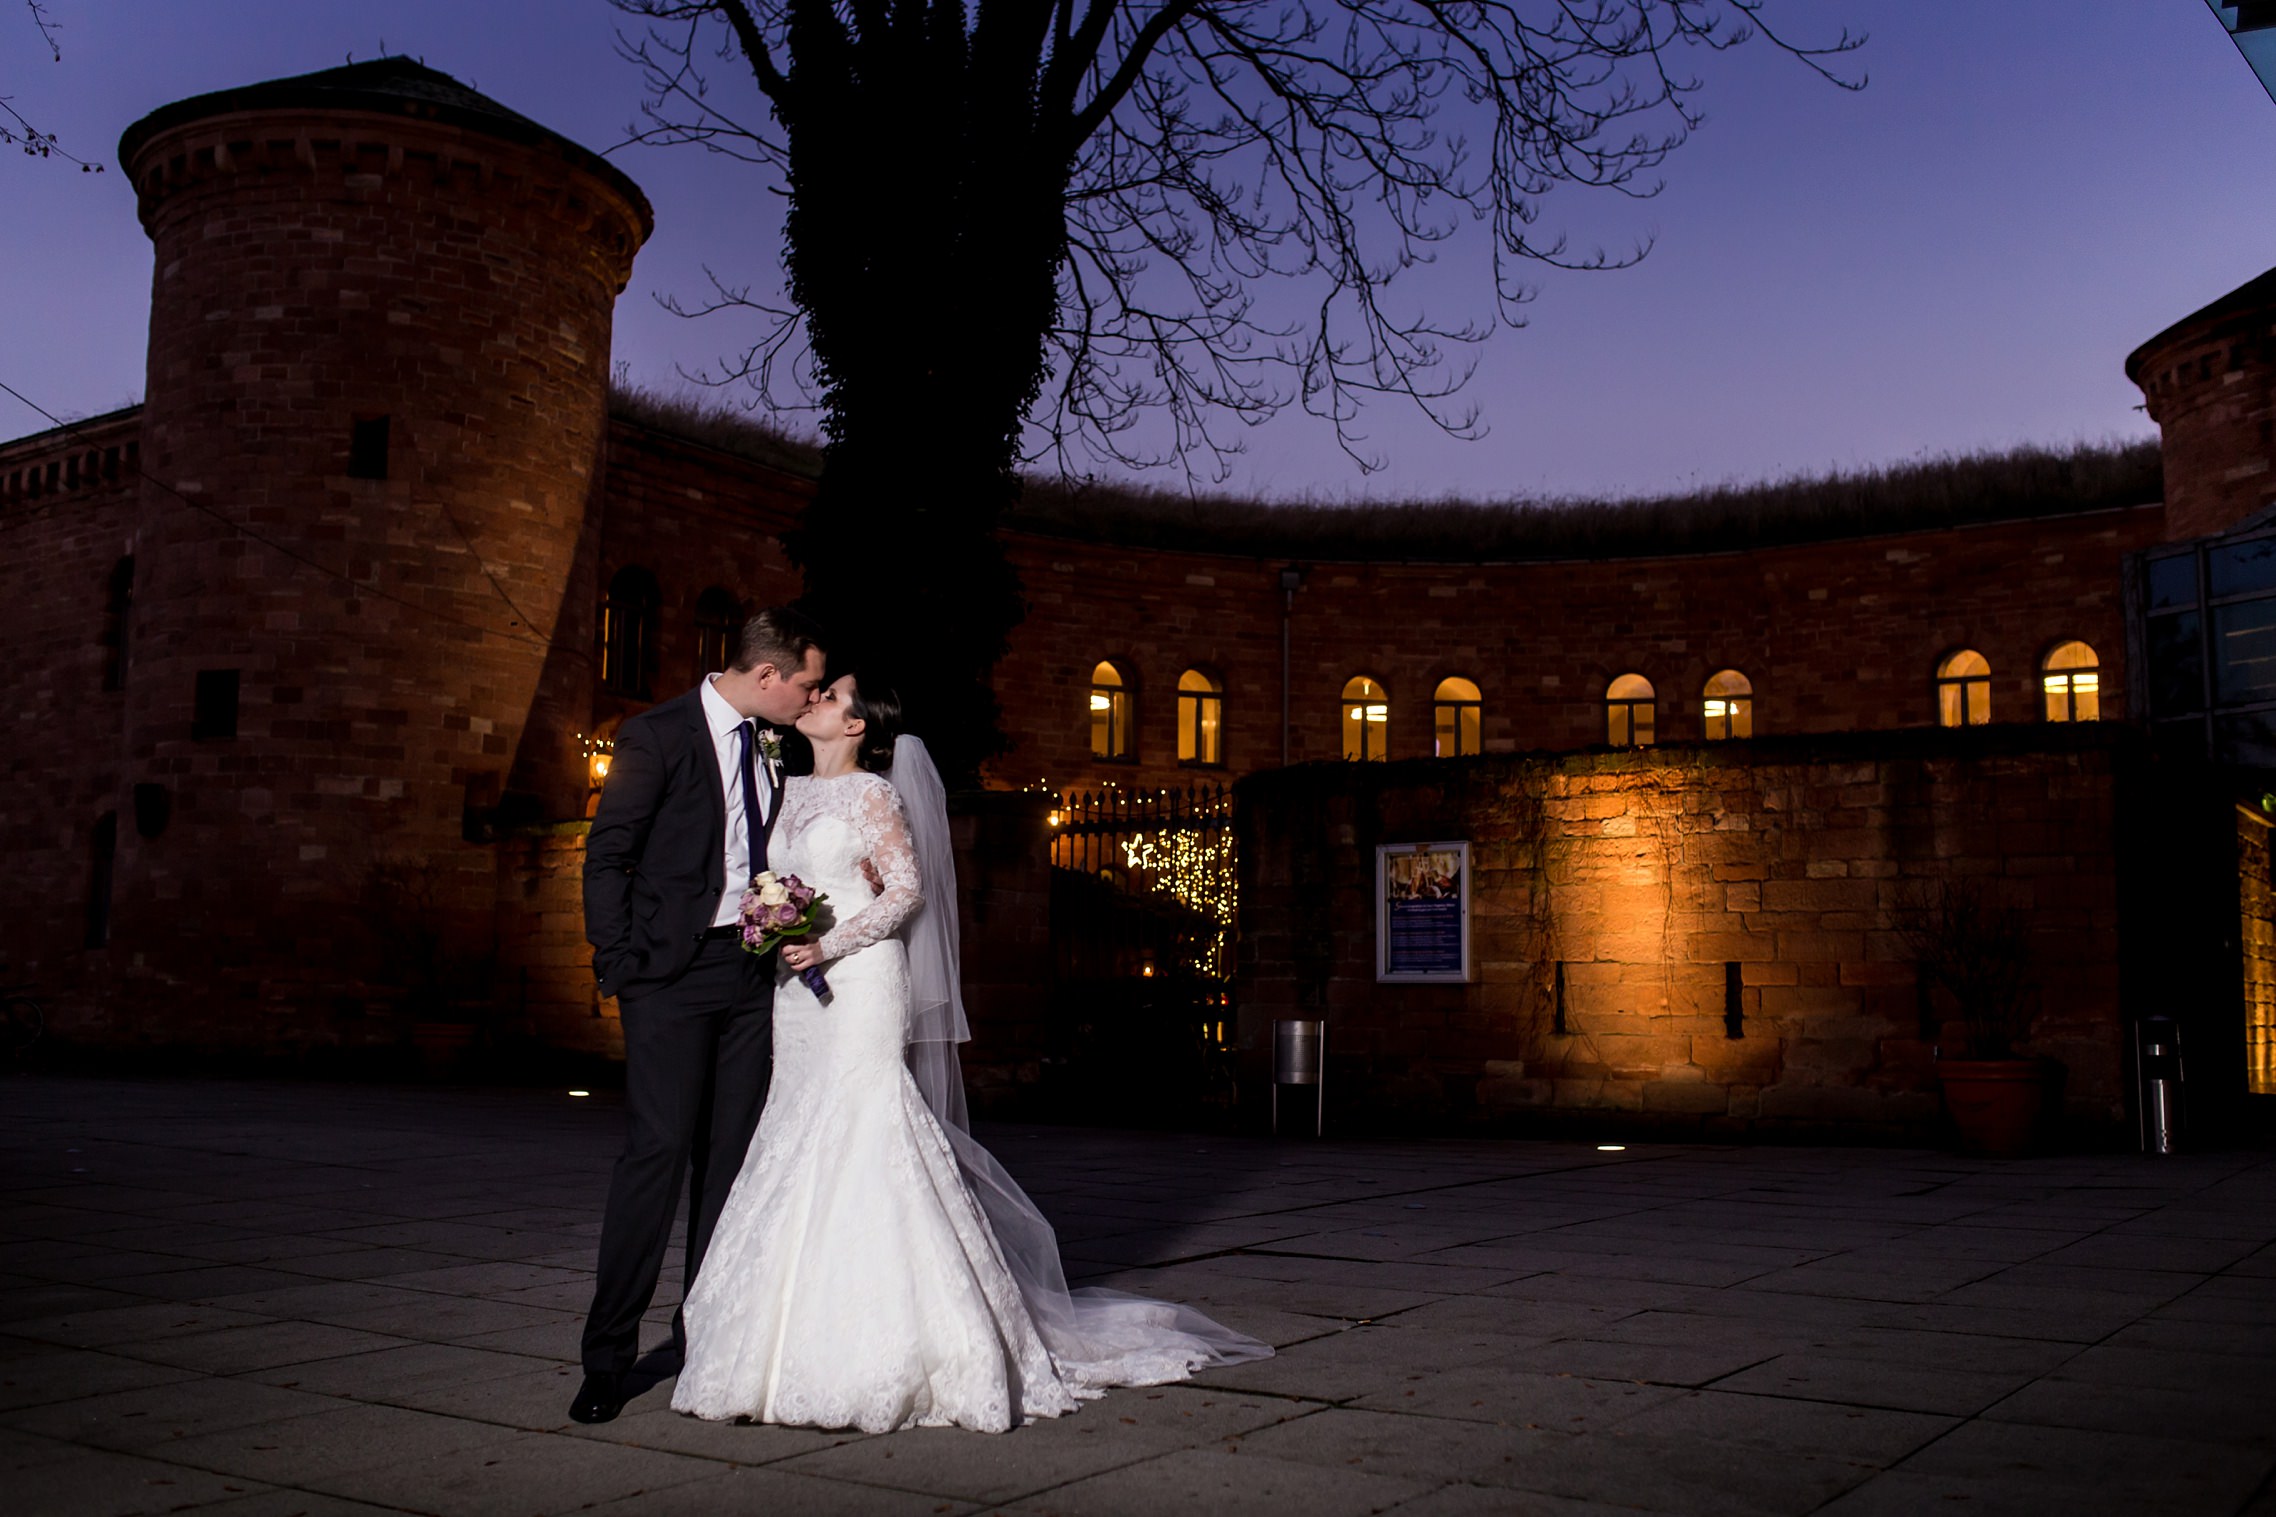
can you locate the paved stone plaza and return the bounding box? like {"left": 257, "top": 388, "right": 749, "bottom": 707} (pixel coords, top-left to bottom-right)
{"left": 3, "top": 1078, "right": 2273, "bottom": 1516}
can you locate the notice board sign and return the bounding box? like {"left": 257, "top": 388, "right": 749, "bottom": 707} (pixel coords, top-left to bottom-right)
{"left": 1376, "top": 841, "right": 1472, "bottom": 983}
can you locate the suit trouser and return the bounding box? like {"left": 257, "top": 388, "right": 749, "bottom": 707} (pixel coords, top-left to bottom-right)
{"left": 581, "top": 936, "right": 774, "bottom": 1376}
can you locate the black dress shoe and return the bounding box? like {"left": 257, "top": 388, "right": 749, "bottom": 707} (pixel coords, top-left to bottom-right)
{"left": 569, "top": 1371, "right": 630, "bottom": 1424}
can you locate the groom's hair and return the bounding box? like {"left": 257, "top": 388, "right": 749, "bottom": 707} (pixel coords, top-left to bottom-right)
{"left": 731, "top": 606, "right": 826, "bottom": 678}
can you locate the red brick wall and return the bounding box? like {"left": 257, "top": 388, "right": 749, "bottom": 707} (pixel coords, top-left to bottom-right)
{"left": 2131, "top": 279, "right": 2276, "bottom": 542}
{"left": 0, "top": 78, "right": 2194, "bottom": 1065}
{"left": 569, "top": 431, "right": 2159, "bottom": 799}
{"left": 1236, "top": 729, "right": 2132, "bottom": 1139}
{"left": 990, "top": 507, "right": 2161, "bottom": 796}
{"left": 0, "top": 414, "right": 143, "bottom": 1018}
{"left": 3, "top": 103, "right": 648, "bottom": 1050}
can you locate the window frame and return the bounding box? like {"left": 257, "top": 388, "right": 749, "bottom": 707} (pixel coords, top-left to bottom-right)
{"left": 1702, "top": 668, "right": 1753, "bottom": 741}
{"left": 1936, "top": 649, "right": 1992, "bottom": 728}
{"left": 1176, "top": 667, "right": 1226, "bottom": 767}
{"left": 1605, "top": 673, "right": 1656, "bottom": 748}
{"left": 2040, "top": 640, "right": 2101, "bottom": 724}
{"left": 1432, "top": 676, "right": 1483, "bottom": 758}
{"left": 1342, "top": 676, "right": 1391, "bottom": 762}
{"left": 1090, "top": 660, "right": 1135, "bottom": 762}
{"left": 600, "top": 565, "right": 662, "bottom": 702}
{"left": 693, "top": 586, "right": 744, "bottom": 684}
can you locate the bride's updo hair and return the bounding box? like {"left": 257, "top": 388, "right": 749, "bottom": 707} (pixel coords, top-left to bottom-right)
{"left": 843, "top": 677, "right": 903, "bottom": 774}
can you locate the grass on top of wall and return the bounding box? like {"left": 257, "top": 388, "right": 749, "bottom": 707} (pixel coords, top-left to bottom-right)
{"left": 607, "top": 382, "right": 2160, "bottom": 563}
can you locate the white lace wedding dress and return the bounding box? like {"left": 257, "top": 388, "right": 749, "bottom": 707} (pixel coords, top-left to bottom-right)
{"left": 672, "top": 768, "right": 1264, "bottom": 1434}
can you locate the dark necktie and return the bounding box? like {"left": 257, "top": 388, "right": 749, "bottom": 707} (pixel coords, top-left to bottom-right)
{"left": 735, "top": 721, "right": 767, "bottom": 883}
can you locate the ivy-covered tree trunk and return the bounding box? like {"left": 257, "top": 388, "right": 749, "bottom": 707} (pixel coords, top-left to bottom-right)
{"left": 772, "top": 0, "right": 1071, "bottom": 785}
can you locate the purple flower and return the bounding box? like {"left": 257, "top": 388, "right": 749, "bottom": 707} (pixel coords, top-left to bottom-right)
{"left": 768, "top": 901, "right": 802, "bottom": 929}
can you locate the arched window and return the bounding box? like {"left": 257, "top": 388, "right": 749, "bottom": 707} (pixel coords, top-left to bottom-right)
{"left": 1937, "top": 650, "right": 1991, "bottom": 727}
{"left": 693, "top": 586, "right": 743, "bottom": 681}
{"left": 1177, "top": 668, "right": 1224, "bottom": 766}
{"left": 1606, "top": 674, "right": 1655, "bottom": 747}
{"left": 1434, "top": 677, "right": 1482, "bottom": 757}
{"left": 600, "top": 566, "right": 661, "bottom": 700}
{"left": 1090, "top": 661, "right": 1133, "bottom": 759}
{"left": 1342, "top": 677, "right": 1389, "bottom": 761}
{"left": 1702, "top": 669, "right": 1753, "bottom": 740}
{"left": 2042, "top": 641, "right": 2100, "bottom": 723}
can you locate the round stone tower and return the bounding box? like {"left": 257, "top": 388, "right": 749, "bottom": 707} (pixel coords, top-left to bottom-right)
{"left": 110, "top": 59, "right": 650, "bottom": 1046}
{"left": 2128, "top": 266, "right": 2276, "bottom": 544}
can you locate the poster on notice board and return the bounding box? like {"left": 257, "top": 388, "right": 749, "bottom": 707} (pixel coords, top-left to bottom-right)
{"left": 1376, "top": 841, "right": 1471, "bottom": 983}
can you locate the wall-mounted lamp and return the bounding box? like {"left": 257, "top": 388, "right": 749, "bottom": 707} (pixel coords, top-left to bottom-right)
{"left": 577, "top": 733, "right": 615, "bottom": 790}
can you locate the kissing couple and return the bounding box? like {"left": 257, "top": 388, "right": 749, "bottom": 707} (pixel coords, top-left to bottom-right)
{"left": 572, "top": 608, "right": 1267, "bottom": 1431}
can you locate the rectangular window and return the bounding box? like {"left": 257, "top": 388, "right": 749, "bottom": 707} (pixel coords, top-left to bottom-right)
{"left": 192, "top": 668, "right": 241, "bottom": 741}
{"left": 2148, "top": 611, "right": 2205, "bottom": 716}
{"left": 2210, "top": 539, "right": 2276, "bottom": 600}
{"left": 1179, "top": 691, "right": 1224, "bottom": 765}
{"left": 1435, "top": 703, "right": 1481, "bottom": 757}
{"left": 2214, "top": 599, "right": 2276, "bottom": 705}
{"left": 348, "top": 415, "right": 391, "bottom": 480}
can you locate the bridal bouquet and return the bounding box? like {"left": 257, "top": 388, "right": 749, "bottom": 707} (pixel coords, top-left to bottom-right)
{"left": 739, "top": 871, "right": 830, "bottom": 999}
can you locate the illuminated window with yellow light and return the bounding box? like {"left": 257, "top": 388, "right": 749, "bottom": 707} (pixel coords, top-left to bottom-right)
{"left": 1702, "top": 669, "right": 1753, "bottom": 740}
{"left": 1177, "top": 668, "right": 1224, "bottom": 766}
{"left": 1342, "top": 676, "right": 1389, "bottom": 761}
{"left": 2042, "top": 641, "right": 2099, "bottom": 722}
{"left": 1937, "top": 649, "right": 1991, "bottom": 727}
{"left": 1433, "top": 676, "right": 1481, "bottom": 757}
{"left": 1605, "top": 673, "right": 1654, "bottom": 747}
{"left": 1090, "top": 661, "right": 1132, "bottom": 760}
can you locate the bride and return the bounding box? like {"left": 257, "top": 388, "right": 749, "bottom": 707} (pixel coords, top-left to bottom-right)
{"left": 671, "top": 673, "right": 1269, "bottom": 1433}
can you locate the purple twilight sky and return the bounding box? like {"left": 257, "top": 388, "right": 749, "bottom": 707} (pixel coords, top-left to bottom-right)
{"left": 5, "top": 0, "right": 2274, "bottom": 504}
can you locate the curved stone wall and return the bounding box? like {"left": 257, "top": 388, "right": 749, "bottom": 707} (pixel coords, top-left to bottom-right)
{"left": 87, "top": 83, "right": 648, "bottom": 1045}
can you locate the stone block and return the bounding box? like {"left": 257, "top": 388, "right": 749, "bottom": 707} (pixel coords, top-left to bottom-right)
{"left": 1755, "top": 1083, "right": 1899, "bottom": 1123}
{"left": 1643, "top": 1077, "right": 1732, "bottom": 1114}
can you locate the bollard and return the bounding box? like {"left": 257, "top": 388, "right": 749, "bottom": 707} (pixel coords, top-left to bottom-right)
{"left": 1272, "top": 1019, "right": 1326, "bottom": 1137}
{"left": 2137, "top": 1016, "right": 2183, "bottom": 1155}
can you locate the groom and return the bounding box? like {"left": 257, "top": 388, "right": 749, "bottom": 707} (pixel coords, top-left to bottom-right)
{"left": 572, "top": 606, "right": 827, "bottom": 1423}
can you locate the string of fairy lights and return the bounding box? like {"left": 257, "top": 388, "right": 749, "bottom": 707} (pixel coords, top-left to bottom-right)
{"left": 1049, "top": 782, "right": 1240, "bottom": 982}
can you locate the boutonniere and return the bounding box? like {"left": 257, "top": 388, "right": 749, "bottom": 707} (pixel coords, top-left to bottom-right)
{"left": 755, "top": 729, "right": 783, "bottom": 767}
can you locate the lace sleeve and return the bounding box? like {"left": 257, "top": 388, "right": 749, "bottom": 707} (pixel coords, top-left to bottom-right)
{"left": 813, "top": 776, "right": 923, "bottom": 961}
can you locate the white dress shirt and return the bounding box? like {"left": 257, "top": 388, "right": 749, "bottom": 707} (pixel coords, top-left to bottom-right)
{"left": 700, "top": 675, "right": 775, "bottom": 927}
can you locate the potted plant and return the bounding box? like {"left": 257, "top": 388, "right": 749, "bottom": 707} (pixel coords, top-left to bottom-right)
{"left": 1907, "top": 879, "right": 2058, "bottom": 1157}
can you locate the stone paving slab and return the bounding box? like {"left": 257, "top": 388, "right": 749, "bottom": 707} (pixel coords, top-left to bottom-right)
{"left": 4, "top": 1076, "right": 2274, "bottom": 1516}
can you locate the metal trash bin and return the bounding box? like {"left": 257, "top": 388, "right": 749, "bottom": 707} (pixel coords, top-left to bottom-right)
{"left": 2137, "top": 1016, "right": 2183, "bottom": 1155}
{"left": 1272, "top": 1019, "right": 1326, "bottom": 1137}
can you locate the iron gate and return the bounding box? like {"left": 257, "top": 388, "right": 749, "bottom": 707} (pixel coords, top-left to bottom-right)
{"left": 1047, "top": 784, "right": 1238, "bottom": 1113}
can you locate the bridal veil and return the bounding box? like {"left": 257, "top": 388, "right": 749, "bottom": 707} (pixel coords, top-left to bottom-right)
{"left": 884, "top": 735, "right": 1271, "bottom": 1383}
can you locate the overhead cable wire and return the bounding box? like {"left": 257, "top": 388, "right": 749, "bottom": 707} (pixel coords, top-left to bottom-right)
{"left": 0, "top": 377, "right": 579, "bottom": 661}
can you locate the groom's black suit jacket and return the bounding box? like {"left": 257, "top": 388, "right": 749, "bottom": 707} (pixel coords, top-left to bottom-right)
{"left": 583, "top": 686, "right": 779, "bottom": 1001}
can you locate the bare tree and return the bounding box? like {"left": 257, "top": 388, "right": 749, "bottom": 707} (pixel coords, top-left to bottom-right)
{"left": 3, "top": 3, "right": 103, "bottom": 170}
{"left": 613, "top": 0, "right": 1858, "bottom": 779}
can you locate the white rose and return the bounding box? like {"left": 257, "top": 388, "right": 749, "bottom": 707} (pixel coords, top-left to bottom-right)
{"left": 758, "top": 882, "right": 791, "bottom": 907}
{"left": 752, "top": 870, "right": 778, "bottom": 888}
